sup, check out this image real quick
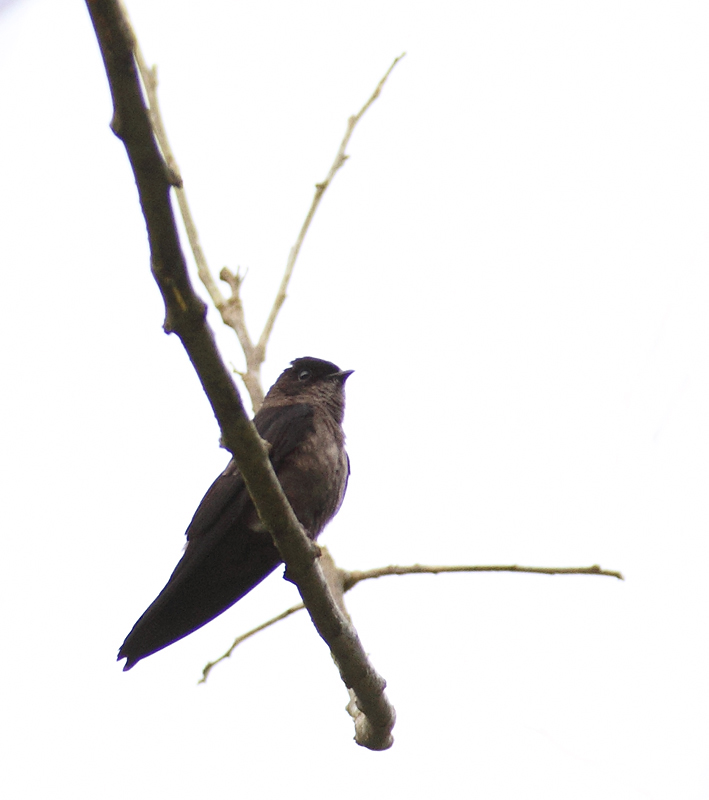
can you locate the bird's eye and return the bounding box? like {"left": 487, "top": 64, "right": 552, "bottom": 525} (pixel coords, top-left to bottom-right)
{"left": 298, "top": 369, "right": 311, "bottom": 381}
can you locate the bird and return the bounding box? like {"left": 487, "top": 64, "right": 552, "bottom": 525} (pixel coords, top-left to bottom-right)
{"left": 118, "top": 356, "right": 352, "bottom": 670}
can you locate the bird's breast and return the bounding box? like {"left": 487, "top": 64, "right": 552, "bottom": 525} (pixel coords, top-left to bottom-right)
{"left": 275, "top": 420, "right": 348, "bottom": 538}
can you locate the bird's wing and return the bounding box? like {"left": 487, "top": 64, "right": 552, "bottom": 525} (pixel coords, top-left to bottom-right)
{"left": 183, "top": 401, "right": 314, "bottom": 544}
{"left": 118, "top": 403, "right": 315, "bottom": 668}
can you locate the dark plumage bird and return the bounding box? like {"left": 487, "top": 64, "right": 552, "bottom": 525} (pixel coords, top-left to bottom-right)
{"left": 118, "top": 357, "right": 352, "bottom": 670}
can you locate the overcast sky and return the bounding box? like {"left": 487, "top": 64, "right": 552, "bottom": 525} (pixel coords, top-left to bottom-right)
{"left": 2, "top": 1, "right": 709, "bottom": 798}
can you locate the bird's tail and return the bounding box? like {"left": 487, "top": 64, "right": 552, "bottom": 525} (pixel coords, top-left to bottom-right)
{"left": 118, "top": 533, "right": 282, "bottom": 670}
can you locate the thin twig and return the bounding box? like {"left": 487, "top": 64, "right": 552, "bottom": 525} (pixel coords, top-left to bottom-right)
{"left": 256, "top": 53, "right": 406, "bottom": 362}
{"left": 200, "top": 602, "right": 305, "bottom": 683}
{"left": 201, "top": 560, "right": 623, "bottom": 681}
{"left": 123, "top": 10, "right": 404, "bottom": 413}
{"left": 118, "top": 2, "right": 265, "bottom": 407}
{"left": 120, "top": 1, "right": 227, "bottom": 311}
{"left": 343, "top": 562, "right": 625, "bottom": 589}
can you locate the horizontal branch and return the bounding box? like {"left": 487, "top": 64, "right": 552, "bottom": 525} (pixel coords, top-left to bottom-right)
{"left": 201, "top": 559, "right": 623, "bottom": 681}
{"left": 343, "top": 562, "right": 624, "bottom": 589}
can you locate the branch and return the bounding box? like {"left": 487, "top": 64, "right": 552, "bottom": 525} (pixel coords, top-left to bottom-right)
{"left": 202, "top": 558, "right": 623, "bottom": 680}
{"left": 124, "top": 10, "right": 403, "bottom": 412}
{"left": 200, "top": 601, "right": 306, "bottom": 683}
{"left": 86, "top": 0, "right": 394, "bottom": 751}
{"left": 117, "top": 2, "right": 265, "bottom": 409}
{"left": 129, "top": 24, "right": 226, "bottom": 313}
{"left": 343, "top": 562, "right": 625, "bottom": 588}
{"left": 256, "top": 54, "right": 405, "bottom": 362}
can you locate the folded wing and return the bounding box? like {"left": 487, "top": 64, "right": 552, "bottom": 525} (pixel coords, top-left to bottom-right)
{"left": 118, "top": 403, "right": 314, "bottom": 670}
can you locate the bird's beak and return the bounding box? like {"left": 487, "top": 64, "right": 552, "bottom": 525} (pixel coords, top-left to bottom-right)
{"left": 333, "top": 369, "right": 354, "bottom": 383}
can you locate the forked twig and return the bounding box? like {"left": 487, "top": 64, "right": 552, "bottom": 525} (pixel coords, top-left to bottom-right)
{"left": 201, "top": 560, "right": 623, "bottom": 682}
{"left": 123, "top": 7, "right": 404, "bottom": 411}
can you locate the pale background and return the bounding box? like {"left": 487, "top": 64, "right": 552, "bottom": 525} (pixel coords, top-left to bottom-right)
{"left": 1, "top": 1, "right": 708, "bottom": 797}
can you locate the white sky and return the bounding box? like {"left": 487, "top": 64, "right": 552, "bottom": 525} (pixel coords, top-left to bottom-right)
{"left": 2, "top": 0, "right": 709, "bottom": 797}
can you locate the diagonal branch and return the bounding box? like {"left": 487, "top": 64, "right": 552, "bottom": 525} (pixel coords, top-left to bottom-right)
{"left": 200, "top": 602, "right": 306, "bottom": 683}
{"left": 255, "top": 54, "right": 406, "bottom": 363}
{"left": 86, "top": 0, "right": 394, "bottom": 751}
{"left": 201, "top": 558, "right": 623, "bottom": 681}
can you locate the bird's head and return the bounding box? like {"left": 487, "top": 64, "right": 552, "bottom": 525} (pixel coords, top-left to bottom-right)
{"left": 265, "top": 357, "right": 353, "bottom": 419}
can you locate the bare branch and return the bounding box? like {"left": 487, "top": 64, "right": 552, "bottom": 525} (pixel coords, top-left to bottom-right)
{"left": 217, "top": 266, "right": 264, "bottom": 409}
{"left": 86, "top": 0, "right": 395, "bottom": 750}
{"left": 117, "top": 2, "right": 265, "bottom": 408}
{"left": 200, "top": 601, "right": 305, "bottom": 684}
{"left": 199, "top": 548, "right": 346, "bottom": 684}
{"left": 120, "top": 2, "right": 226, "bottom": 311}
{"left": 256, "top": 54, "right": 406, "bottom": 361}
{"left": 202, "top": 559, "right": 623, "bottom": 682}
{"left": 343, "top": 562, "right": 625, "bottom": 588}
{"left": 120, "top": 7, "right": 404, "bottom": 414}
